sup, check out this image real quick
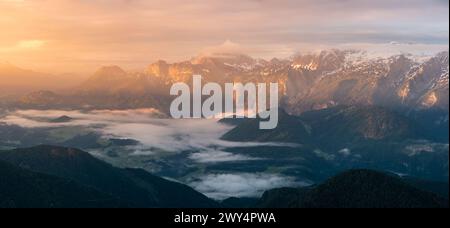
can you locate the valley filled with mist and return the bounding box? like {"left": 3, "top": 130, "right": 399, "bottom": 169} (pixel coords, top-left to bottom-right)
{"left": 1, "top": 48, "right": 448, "bottom": 208}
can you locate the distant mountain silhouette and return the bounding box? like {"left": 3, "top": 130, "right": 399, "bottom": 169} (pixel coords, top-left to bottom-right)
{"left": 0, "top": 63, "right": 84, "bottom": 97}
{"left": 50, "top": 115, "right": 73, "bottom": 123}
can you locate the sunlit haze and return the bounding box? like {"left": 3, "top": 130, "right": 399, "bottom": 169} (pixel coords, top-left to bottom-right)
{"left": 0, "top": 0, "right": 448, "bottom": 74}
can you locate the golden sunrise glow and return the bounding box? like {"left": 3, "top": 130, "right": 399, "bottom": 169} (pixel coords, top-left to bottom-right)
{"left": 17, "top": 40, "right": 45, "bottom": 49}
{"left": 0, "top": 0, "right": 448, "bottom": 74}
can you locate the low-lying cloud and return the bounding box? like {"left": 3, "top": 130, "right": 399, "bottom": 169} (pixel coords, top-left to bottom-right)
{"left": 0, "top": 109, "right": 297, "bottom": 161}
{"left": 189, "top": 150, "right": 261, "bottom": 163}
{"left": 189, "top": 173, "right": 312, "bottom": 200}
{"left": 0, "top": 109, "right": 311, "bottom": 198}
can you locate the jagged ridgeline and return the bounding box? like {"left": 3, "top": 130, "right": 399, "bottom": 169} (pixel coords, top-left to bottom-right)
{"left": 2, "top": 50, "right": 448, "bottom": 114}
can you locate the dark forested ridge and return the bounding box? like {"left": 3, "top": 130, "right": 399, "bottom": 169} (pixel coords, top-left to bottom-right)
{"left": 220, "top": 106, "right": 449, "bottom": 182}
{"left": 0, "top": 146, "right": 448, "bottom": 208}
{"left": 0, "top": 145, "right": 219, "bottom": 208}
{"left": 255, "top": 170, "right": 449, "bottom": 208}
{"left": 0, "top": 160, "right": 128, "bottom": 208}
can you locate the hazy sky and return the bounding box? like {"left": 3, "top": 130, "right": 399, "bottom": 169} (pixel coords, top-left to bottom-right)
{"left": 0, "top": 0, "right": 448, "bottom": 74}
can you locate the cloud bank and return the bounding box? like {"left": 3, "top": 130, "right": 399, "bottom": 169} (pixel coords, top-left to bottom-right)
{"left": 0, "top": 109, "right": 297, "bottom": 159}
{"left": 0, "top": 109, "right": 307, "bottom": 198}
{"left": 189, "top": 150, "right": 261, "bottom": 164}
{"left": 189, "top": 173, "right": 312, "bottom": 200}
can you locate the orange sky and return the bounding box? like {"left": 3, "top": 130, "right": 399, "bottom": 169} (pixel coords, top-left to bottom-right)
{"left": 0, "top": 0, "right": 448, "bottom": 75}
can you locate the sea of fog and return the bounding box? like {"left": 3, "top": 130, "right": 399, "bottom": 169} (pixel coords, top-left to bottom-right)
{"left": 0, "top": 109, "right": 306, "bottom": 200}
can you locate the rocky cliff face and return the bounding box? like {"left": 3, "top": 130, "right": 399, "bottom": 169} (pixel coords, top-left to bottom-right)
{"left": 14, "top": 50, "right": 449, "bottom": 113}
{"left": 284, "top": 50, "right": 449, "bottom": 113}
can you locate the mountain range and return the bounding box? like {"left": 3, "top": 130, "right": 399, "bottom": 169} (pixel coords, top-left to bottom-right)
{"left": 2, "top": 49, "right": 448, "bottom": 114}
{"left": 0, "top": 49, "right": 448, "bottom": 208}
{"left": 0, "top": 62, "right": 86, "bottom": 99}
{"left": 285, "top": 50, "right": 449, "bottom": 114}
